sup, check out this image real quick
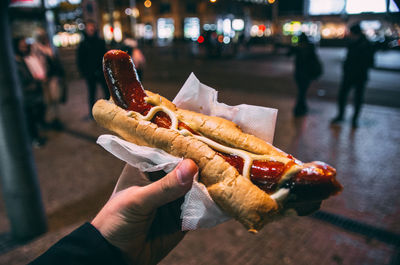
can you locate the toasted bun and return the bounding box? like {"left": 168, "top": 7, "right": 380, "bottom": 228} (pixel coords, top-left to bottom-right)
{"left": 93, "top": 99, "right": 278, "bottom": 231}
{"left": 144, "top": 90, "right": 287, "bottom": 157}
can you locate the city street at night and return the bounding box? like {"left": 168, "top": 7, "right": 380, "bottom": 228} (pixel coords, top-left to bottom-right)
{"left": 2, "top": 0, "right": 400, "bottom": 264}
{"left": 0, "top": 45, "right": 399, "bottom": 264}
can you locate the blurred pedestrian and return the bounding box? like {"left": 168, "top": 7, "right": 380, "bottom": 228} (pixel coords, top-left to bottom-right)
{"left": 288, "top": 33, "right": 323, "bottom": 117}
{"left": 32, "top": 29, "right": 66, "bottom": 130}
{"left": 29, "top": 159, "right": 198, "bottom": 265}
{"left": 122, "top": 36, "right": 146, "bottom": 82}
{"left": 331, "top": 23, "right": 374, "bottom": 128}
{"left": 77, "top": 20, "right": 110, "bottom": 120}
{"left": 14, "top": 37, "right": 47, "bottom": 147}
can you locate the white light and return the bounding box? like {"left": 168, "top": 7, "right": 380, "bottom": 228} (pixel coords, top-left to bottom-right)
{"left": 46, "top": 0, "right": 59, "bottom": 8}
{"left": 184, "top": 17, "right": 200, "bottom": 40}
{"left": 217, "top": 19, "right": 223, "bottom": 34}
{"left": 360, "top": 20, "right": 382, "bottom": 30}
{"left": 232, "top": 19, "right": 244, "bottom": 31}
{"left": 125, "top": 8, "right": 132, "bottom": 16}
{"left": 114, "top": 22, "right": 123, "bottom": 42}
{"left": 203, "top": 24, "right": 210, "bottom": 31}
{"left": 157, "top": 18, "right": 175, "bottom": 39}
{"left": 322, "top": 28, "right": 331, "bottom": 37}
{"left": 10, "top": 0, "right": 41, "bottom": 7}
{"left": 53, "top": 35, "right": 61, "bottom": 47}
{"left": 68, "top": 33, "right": 81, "bottom": 45}
{"left": 223, "top": 18, "right": 231, "bottom": 35}
{"left": 132, "top": 7, "right": 140, "bottom": 18}
{"left": 103, "top": 24, "right": 113, "bottom": 41}
{"left": 346, "top": 0, "right": 386, "bottom": 14}
{"left": 144, "top": 24, "right": 153, "bottom": 40}
{"left": 250, "top": 25, "right": 258, "bottom": 37}
{"left": 308, "top": 0, "right": 345, "bottom": 15}
{"left": 223, "top": 36, "right": 230, "bottom": 44}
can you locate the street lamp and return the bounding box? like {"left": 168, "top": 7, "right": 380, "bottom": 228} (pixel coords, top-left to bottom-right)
{"left": 144, "top": 0, "right": 151, "bottom": 8}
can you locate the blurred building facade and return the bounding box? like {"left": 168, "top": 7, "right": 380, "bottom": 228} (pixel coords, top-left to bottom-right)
{"left": 8, "top": 0, "right": 400, "bottom": 51}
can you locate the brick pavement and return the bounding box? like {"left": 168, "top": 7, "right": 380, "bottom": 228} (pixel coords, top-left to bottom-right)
{"left": 0, "top": 75, "right": 399, "bottom": 264}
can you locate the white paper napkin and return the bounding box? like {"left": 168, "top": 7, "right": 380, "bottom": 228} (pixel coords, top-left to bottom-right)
{"left": 97, "top": 73, "right": 277, "bottom": 230}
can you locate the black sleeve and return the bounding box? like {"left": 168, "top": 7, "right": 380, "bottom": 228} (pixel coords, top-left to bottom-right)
{"left": 29, "top": 223, "right": 128, "bottom": 265}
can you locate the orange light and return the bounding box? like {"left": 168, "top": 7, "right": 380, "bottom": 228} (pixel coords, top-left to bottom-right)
{"left": 144, "top": 0, "right": 151, "bottom": 8}
{"left": 268, "top": 0, "right": 275, "bottom": 3}
{"left": 210, "top": 0, "right": 217, "bottom": 3}
{"left": 197, "top": 35, "right": 204, "bottom": 44}
{"left": 217, "top": 35, "right": 223, "bottom": 43}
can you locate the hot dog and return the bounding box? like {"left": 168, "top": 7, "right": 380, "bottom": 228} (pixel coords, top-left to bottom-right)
{"left": 93, "top": 50, "right": 342, "bottom": 232}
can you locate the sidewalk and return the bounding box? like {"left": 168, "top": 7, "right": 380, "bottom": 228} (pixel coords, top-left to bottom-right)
{"left": 0, "top": 77, "right": 399, "bottom": 265}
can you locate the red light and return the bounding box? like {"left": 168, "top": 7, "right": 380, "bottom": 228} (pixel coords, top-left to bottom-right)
{"left": 110, "top": 27, "right": 114, "bottom": 33}
{"left": 217, "top": 35, "right": 224, "bottom": 43}
{"left": 258, "top": 25, "right": 266, "bottom": 32}
{"left": 197, "top": 35, "right": 204, "bottom": 43}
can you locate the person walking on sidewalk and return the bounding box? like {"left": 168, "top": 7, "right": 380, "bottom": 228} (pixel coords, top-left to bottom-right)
{"left": 331, "top": 23, "right": 374, "bottom": 128}
{"left": 122, "top": 36, "right": 146, "bottom": 82}
{"left": 77, "top": 20, "right": 110, "bottom": 120}
{"left": 288, "top": 33, "right": 323, "bottom": 117}
{"left": 32, "top": 29, "right": 66, "bottom": 130}
{"left": 14, "top": 37, "right": 48, "bottom": 147}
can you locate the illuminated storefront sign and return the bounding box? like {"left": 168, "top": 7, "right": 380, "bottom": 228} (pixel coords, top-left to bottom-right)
{"left": 346, "top": 0, "right": 386, "bottom": 14}
{"left": 9, "top": 0, "right": 41, "bottom": 8}
{"left": 232, "top": 19, "right": 244, "bottom": 31}
{"left": 250, "top": 22, "right": 272, "bottom": 37}
{"left": 308, "top": 0, "right": 399, "bottom": 15}
{"left": 157, "top": 18, "right": 174, "bottom": 39}
{"left": 320, "top": 23, "right": 346, "bottom": 39}
{"left": 11, "top": 0, "right": 83, "bottom": 8}
{"left": 157, "top": 18, "right": 174, "bottom": 45}
{"left": 282, "top": 21, "right": 302, "bottom": 36}
{"left": 53, "top": 32, "right": 81, "bottom": 47}
{"left": 308, "top": 0, "right": 345, "bottom": 15}
{"left": 282, "top": 21, "right": 321, "bottom": 43}
{"left": 184, "top": 17, "right": 200, "bottom": 41}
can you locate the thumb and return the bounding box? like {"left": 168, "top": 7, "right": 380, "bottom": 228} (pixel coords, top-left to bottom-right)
{"left": 138, "top": 159, "right": 198, "bottom": 211}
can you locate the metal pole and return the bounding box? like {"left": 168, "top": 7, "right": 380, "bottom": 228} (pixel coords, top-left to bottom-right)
{"left": 107, "top": 0, "right": 115, "bottom": 31}
{"left": 129, "top": 0, "right": 136, "bottom": 38}
{"left": 271, "top": 1, "right": 279, "bottom": 53}
{"left": 0, "top": 1, "right": 47, "bottom": 240}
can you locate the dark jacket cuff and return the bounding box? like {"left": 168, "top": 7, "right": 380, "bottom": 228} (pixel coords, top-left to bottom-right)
{"left": 29, "top": 222, "right": 128, "bottom": 265}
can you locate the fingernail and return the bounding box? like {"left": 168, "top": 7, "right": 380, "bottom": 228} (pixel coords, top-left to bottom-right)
{"left": 176, "top": 160, "right": 196, "bottom": 186}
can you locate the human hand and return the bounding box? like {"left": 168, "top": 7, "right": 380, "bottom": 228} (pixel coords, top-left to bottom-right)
{"left": 91, "top": 159, "right": 198, "bottom": 265}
